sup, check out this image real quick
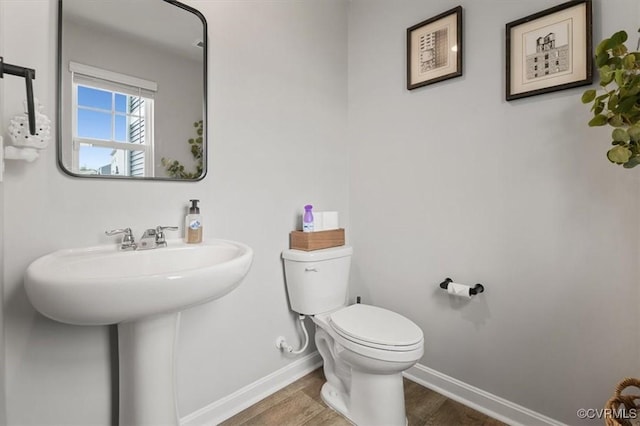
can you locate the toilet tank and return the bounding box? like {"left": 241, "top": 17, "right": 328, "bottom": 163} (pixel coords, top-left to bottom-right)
{"left": 282, "top": 246, "right": 353, "bottom": 315}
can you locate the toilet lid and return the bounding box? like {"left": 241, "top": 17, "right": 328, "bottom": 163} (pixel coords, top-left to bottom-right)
{"left": 329, "top": 304, "right": 423, "bottom": 348}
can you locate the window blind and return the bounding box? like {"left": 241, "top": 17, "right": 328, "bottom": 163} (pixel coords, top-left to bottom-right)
{"left": 70, "top": 61, "right": 157, "bottom": 98}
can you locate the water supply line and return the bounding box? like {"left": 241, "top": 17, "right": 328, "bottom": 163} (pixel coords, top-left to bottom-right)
{"left": 276, "top": 315, "right": 309, "bottom": 355}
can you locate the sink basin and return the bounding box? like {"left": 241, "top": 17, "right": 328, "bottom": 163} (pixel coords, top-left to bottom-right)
{"left": 25, "top": 239, "right": 253, "bottom": 325}
{"left": 24, "top": 238, "right": 253, "bottom": 425}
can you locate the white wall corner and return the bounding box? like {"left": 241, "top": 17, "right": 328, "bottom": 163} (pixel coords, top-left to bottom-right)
{"left": 404, "top": 363, "right": 566, "bottom": 426}
{"left": 179, "top": 352, "right": 322, "bottom": 426}
{"left": 0, "top": 0, "right": 6, "bottom": 422}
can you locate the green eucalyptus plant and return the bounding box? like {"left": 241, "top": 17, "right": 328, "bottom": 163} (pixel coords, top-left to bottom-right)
{"left": 161, "top": 120, "right": 203, "bottom": 179}
{"left": 582, "top": 30, "right": 640, "bottom": 168}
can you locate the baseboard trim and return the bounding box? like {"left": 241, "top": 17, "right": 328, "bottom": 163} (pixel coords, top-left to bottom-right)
{"left": 404, "top": 363, "right": 566, "bottom": 426}
{"left": 180, "top": 355, "right": 564, "bottom": 426}
{"left": 180, "top": 352, "right": 323, "bottom": 426}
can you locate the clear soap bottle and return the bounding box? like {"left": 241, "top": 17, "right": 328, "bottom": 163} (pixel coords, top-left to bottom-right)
{"left": 185, "top": 199, "right": 203, "bottom": 243}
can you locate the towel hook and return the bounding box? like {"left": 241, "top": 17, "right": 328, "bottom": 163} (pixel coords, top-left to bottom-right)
{"left": 0, "top": 57, "right": 37, "bottom": 135}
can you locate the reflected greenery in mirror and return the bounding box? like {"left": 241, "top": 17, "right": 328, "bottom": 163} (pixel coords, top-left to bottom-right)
{"left": 57, "top": 0, "right": 207, "bottom": 180}
{"left": 161, "top": 120, "right": 203, "bottom": 179}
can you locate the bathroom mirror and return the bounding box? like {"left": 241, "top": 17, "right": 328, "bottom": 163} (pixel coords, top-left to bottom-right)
{"left": 57, "top": 0, "right": 207, "bottom": 180}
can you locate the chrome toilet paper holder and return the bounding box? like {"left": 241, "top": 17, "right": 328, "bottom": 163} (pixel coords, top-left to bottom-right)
{"left": 439, "top": 277, "right": 485, "bottom": 296}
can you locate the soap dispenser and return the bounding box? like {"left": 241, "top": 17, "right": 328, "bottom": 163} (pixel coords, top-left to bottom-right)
{"left": 185, "top": 199, "right": 203, "bottom": 243}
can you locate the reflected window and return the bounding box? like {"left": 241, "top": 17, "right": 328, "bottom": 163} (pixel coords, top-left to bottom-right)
{"left": 70, "top": 62, "right": 156, "bottom": 177}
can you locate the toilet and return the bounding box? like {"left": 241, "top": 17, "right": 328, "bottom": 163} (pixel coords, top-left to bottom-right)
{"left": 282, "top": 245, "right": 424, "bottom": 426}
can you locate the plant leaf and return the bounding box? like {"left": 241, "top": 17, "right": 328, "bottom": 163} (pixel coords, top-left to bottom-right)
{"left": 596, "top": 38, "right": 611, "bottom": 55}
{"left": 596, "top": 51, "right": 610, "bottom": 67}
{"left": 612, "top": 30, "right": 629, "bottom": 45}
{"left": 628, "top": 125, "right": 640, "bottom": 141}
{"left": 582, "top": 89, "right": 596, "bottom": 103}
{"left": 612, "top": 128, "right": 630, "bottom": 142}
{"left": 609, "top": 114, "right": 624, "bottom": 127}
{"left": 617, "top": 95, "right": 637, "bottom": 113}
{"left": 607, "top": 145, "right": 632, "bottom": 163}
{"left": 615, "top": 69, "right": 625, "bottom": 86}
{"left": 608, "top": 56, "right": 623, "bottom": 69}
{"left": 588, "top": 114, "right": 609, "bottom": 126}
{"left": 600, "top": 70, "right": 614, "bottom": 86}
{"left": 613, "top": 45, "right": 628, "bottom": 57}
{"left": 623, "top": 156, "right": 640, "bottom": 168}
{"left": 594, "top": 101, "right": 604, "bottom": 115}
{"left": 624, "top": 54, "right": 636, "bottom": 69}
{"left": 628, "top": 86, "right": 640, "bottom": 97}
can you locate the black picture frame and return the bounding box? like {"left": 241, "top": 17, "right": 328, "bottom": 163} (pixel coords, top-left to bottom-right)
{"left": 407, "top": 6, "right": 463, "bottom": 90}
{"left": 506, "top": 0, "right": 592, "bottom": 101}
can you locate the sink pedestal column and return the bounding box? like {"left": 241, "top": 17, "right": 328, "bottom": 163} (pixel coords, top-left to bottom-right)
{"left": 118, "top": 312, "right": 181, "bottom": 425}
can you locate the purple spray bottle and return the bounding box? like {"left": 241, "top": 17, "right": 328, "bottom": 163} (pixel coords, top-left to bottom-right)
{"left": 303, "top": 204, "right": 314, "bottom": 232}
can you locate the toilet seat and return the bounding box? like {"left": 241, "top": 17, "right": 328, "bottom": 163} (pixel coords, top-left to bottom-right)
{"left": 328, "top": 304, "right": 423, "bottom": 352}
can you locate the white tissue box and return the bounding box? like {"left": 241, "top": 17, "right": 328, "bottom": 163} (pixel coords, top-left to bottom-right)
{"left": 313, "top": 211, "right": 339, "bottom": 231}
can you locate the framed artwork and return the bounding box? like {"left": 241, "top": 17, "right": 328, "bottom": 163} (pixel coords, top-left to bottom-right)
{"left": 506, "top": 0, "right": 592, "bottom": 101}
{"left": 407, "top": 6, "right": 463, "bottom": 90}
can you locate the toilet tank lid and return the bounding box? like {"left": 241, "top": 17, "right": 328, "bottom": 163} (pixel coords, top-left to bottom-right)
{"left": 282, "top": 245, "right": 353, "bottom": 262}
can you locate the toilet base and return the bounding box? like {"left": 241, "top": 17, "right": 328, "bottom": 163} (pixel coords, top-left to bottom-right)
{"left": 320, "top": 382, "right": 351, "bottom": 422}
{"left": 319, "top": 370, "right": 408, "bottom": 426}
{"left": 321, "top": 381, "right": 409, "bottom": 426}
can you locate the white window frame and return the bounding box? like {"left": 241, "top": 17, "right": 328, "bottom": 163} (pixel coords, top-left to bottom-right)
{"left": 70, "top": 62, "right": 156, "bottom": 177}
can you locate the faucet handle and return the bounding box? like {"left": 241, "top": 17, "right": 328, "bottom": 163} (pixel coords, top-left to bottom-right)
{"left": 105, "top": 228, "right": 136, "bottom": 249}
{"left": 105, "top": 228, "right": 133, "bottom": 238}
{"left": 155, "top": 226, "right": 178, "bottom": 246}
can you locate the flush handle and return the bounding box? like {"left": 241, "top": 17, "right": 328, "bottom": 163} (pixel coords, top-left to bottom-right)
{"left": 304, "top": 267, "right": 318, "bottom": 272}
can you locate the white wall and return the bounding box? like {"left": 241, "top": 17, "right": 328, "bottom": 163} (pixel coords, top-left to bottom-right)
{"left": 4, "top": 0, "right": 640, "bottom": 424}
{"left": 177, "top": 0, "right": 348, "bottom": 414}
{"left": 347, "top": 0, "right": 640, "bottom": 424}
{"left": 0, "top": 0, "right": 5, "bottom": 423}
{"left": 1, "top": 0, "right": 348, "bottom": 424}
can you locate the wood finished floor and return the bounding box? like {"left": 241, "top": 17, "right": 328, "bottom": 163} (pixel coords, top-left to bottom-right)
{"left": 220, "top": 368, "right": 507, "bottom": 426}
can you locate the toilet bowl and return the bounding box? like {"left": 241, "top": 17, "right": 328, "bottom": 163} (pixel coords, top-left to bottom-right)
{"left": 282, "top": 246, "right": 424, "bottom": 426}
{"left": 313, "top": 304, "right": 423, "bottom": 425}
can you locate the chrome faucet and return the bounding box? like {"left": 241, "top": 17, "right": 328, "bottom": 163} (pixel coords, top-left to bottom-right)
{"left": 137, "top": 226, "right": 179, "bottom": 250}
{"left": 105, "top": 228, "right": 137, "bottom": 251}
{"left": 154, "top": 226, "right": 178, "bottom": 247}
{"left": 106, "top": 226, "right": 178, "bottom": 251}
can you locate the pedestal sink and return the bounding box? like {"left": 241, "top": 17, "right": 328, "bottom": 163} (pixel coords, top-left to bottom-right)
{"left": 24, "top": 239, "right": 253, "bottom": 425}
